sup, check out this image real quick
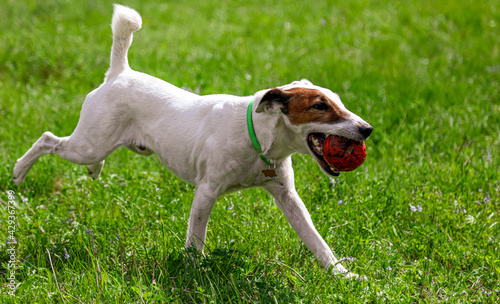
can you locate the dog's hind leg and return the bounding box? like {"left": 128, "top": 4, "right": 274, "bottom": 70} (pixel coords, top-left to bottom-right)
{"left": 14, "top": 131, "right": 115, "bottom": 185}
{"left": 87, "top": 160, "right": 105, "bottom": 180}
{"left": 14, "top": 131, "right": 61, "bottom": 185}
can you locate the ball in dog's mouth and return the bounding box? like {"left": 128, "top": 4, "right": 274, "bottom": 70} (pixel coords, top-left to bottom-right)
{"left": 307, "top": 133, "right": 366, "bottom": 176}
{"left": 323, "top": 135, "right": 366, "bottom": 171}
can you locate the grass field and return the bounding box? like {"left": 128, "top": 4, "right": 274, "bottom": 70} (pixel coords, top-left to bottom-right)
{"left": 1, "top": 0, "right": 499, "bottom": 302}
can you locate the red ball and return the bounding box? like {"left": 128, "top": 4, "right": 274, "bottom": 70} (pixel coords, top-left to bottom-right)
{"left": 323, "top": 135, "right": 366, "bottom": 171}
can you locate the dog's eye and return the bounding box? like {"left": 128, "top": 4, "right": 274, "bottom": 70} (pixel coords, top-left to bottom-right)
{"left": 311, "top": 103, "right": 329, "bottom": 111}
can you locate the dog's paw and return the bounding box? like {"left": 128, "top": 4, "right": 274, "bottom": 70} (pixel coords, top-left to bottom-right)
{"left": 341, "top": 272, "right": 368, "bottom": 281}
{"left": 13, "top": 176, "right": 25, "bottom": 186}
{"left": 342, "top": 271, "right": 358, "bottom": 279}
{"left": 337, "top": 269, "right": 370, "bottom": 281}
{"left": 334, "top": 270, "right": 367, "bottom": 281}
{"left": 330, "top": 263, "right": 366, "bottom": 280}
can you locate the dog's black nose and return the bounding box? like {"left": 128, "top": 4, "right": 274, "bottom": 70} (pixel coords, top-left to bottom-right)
{"left": 359, "top": 125, "right": 373, "bottom": 139}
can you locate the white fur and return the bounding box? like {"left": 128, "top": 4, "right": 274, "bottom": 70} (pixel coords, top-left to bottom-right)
{"left": 14, "top": 5, "right": 372, "bottom": 277}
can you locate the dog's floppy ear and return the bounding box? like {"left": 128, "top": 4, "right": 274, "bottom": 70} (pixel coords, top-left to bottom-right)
{"left": 256, "top": 88, "right": 292, "bottom": 114}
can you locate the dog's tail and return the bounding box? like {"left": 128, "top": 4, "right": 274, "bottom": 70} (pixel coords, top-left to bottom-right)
{"left": 105, "top": 4, "right": 142, "bottom": 81}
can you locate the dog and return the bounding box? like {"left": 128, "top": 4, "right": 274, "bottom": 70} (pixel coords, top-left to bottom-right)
{"left": 14, "top": 4, "right": 372, "bottom": 277}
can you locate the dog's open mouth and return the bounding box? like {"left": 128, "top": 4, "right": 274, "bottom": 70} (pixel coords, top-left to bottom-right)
{"left": 307, "top": 133, "right": 341, "bottom": 177}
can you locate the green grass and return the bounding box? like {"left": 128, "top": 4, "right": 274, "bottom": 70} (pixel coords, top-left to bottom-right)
{"left": 1, "top": 0, "right": 499, "bottom": 302}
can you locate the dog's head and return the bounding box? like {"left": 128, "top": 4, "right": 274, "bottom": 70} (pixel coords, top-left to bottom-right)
{"left": 255, "top": 79, "right": 373, "bottom": 176}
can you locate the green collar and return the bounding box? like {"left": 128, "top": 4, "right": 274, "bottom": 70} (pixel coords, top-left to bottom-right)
{"left": 247, "top": 98, "right": 274, "bottom": 166}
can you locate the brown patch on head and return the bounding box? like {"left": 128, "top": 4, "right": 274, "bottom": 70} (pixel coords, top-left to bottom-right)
{"left": 283, "top": 88, "right": 349, "bottom": 125}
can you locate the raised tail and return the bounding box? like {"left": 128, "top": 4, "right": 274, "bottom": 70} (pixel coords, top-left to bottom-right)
{"left": 105, "top": 4, "right": 142, "bottom": 81}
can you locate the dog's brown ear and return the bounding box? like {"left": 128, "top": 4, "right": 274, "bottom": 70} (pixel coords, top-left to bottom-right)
{"left": 256, "top": 88, "right": 292, "bottom": 114}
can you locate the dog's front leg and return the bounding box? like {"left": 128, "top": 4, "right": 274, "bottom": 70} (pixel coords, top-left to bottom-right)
{"left": 265, "top": 182, "right": 354, "bottom": 276}
{"left": 185, "top": 184, "right": 218, "bottom": 252}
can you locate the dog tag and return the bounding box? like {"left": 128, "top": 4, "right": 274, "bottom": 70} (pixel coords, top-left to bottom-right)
{"left": 262, "top": 169, "right": 277, "bottom": 178}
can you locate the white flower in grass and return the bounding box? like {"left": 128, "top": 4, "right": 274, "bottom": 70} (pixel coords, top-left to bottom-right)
{"left": 465, "top": 215, "right": 475, "bottom": 224}
{"left": 410, "top": 204, "right": 422, "bottom": 212}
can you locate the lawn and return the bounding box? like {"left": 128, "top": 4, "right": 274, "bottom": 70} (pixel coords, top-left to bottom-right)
{"left": 1, "top": 0, "right": 499, "bottom": 302}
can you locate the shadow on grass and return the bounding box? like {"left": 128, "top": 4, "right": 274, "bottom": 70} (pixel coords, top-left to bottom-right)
{"left": 3, "top": 239, "right": 297, "bottom": 303}
{"left": 159, "top": 247, "right": 297, "bottom": 303}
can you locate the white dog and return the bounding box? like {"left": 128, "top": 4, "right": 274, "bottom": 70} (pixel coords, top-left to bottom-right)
{"left": 14, "top": 5, "right": 372, "bottom": 276}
